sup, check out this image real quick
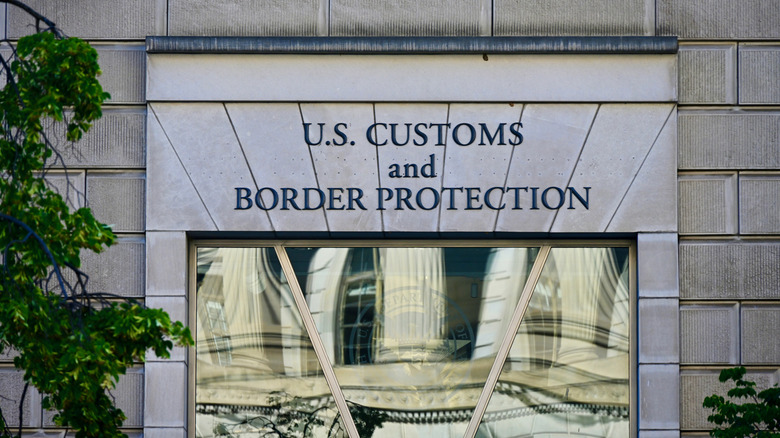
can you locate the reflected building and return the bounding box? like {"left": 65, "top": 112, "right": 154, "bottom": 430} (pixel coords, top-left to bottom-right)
{"left": 195, "top": 245, "right": 630, "bottom": 437}
{"left": 196, "top": 247, "right": 345, "bottom": 437}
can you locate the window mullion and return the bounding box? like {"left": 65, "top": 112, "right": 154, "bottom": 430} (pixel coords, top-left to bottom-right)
{"left": 274, "top": 245, "right": 361, "bottom": 438}
{"left": 462, "top": 245, "right": 552, "bottom": 438}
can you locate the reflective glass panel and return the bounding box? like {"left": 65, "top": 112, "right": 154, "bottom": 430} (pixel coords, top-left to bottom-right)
{"left": 477, "top": 247, "right": 631, "bottom": 438}
{"left": 287, "top": 246, "right": 540, "bottom": 438}
{"left": 195, "top": 247, "right": 346, "bottom": 438}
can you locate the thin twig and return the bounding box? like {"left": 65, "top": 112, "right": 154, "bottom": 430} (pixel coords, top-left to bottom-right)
{"left": 0, "top": 0, "right": 62, "bottom": 38}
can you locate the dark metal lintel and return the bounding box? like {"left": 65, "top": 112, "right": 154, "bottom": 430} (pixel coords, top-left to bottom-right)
{"left": 146, "top": 36, "right": 678, "bottom": 55}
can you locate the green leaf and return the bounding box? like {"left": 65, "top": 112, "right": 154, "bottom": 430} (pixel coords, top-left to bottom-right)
{"left": 1, "top": 20, "right": 192, "bottom": 438}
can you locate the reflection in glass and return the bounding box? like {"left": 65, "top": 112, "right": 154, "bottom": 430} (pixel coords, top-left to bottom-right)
{"left": 477, "top": 247, "right": 631, "bottom": 438}
{"left": 287, "top": 247, "right": 539, "bottom": 438}
{"left": 195, "top": 247, "right": 346, "bottom": 438}
{"left": 195, "top": 245, "right": 632, "bottom": 438}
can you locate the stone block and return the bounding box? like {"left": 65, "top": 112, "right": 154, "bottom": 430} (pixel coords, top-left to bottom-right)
{"left": 81, "top": 236, "right": 145, "bottom": 297}
{"left": 148, "top": 103, "right": 273, "bottom": 232}
{"left": 225, "top": 103, "right": 328, "bottom": 232}
{"left": 680, "top": 304, "right": 739, "bottom": 364}
{"left": 299, "top": 103, "right": 382, "bottom": 233}
{"left": 496, "top": 104, "right": 598, "bottom": 233}
{"left": 681, "top": 371, "right": 724, "bottom": 431}
{"left": 95, "top": 45, "right": 145, "bottom": 104}
{"left": 146, "top": 232, "right": 187, "bottom": 297}
{"left": 678, "top": 45, "right": 736, "bottom": 105}
{"left": 439, "top": 103, "right": 521, "bottom": 232}
{"left": 495, "top": 0, "right": 652, "bottom": 36}
{"left": 373, "top": 103, "right": 449, "bottom": 233}
{"left": 58, "top": 107, "right": 146, "bottom": 168}
{"left": 146, "top": 296, "right": 188, "bottom": 362}
{"left": 43, "top": 368, "right": 143, "bottom": 427}
{"left": 681, "top": 370, "right": 779, "bottom": 431}
{"left": 607, "top": 112, "right": 677, "bottom": 233}
{"left": 145, "top": 362, "right": 187, "bottom": 427}
{"left": 170, "top": 0, "right": 322, "bottom": 36}
{"left": 552, "top": 104, "right": 675, "bottom": 233}
{"left": 86, "top": 172, "right": 145, "bottom": 233}
{"left": 638, "top": 234, "right": 679, "bottom": 298}
{"left": 146, "top": 108, "right": 217, "bottom": 232}
{"left": 639, "top": 364, "right": 680, "bottom": 430}
{"left": 678, "top": 174, "right": 737, "bottom": 235}
{"left": 332, "top": 0, "right": 486, "bottom": 36}
{"left": 143, "top": 428, "right": 187, "bottom": 438}
{"left": 639, "top": 298, "right": 679, "bottom": 364}
{"left": 657, "top": 0, "right": 780, "bottom": 39}
{"left": 110, "top": 368, "right": 144, "bottom": 428}
{"left": 7, "top": 0, "right": 166, "bottom": 39}
{"left": 44, "top": 170, "right": 86, "bottom": 210}
{"left": 678, "top": 111, "right": 780, "bottom": 170}
{"left": 20, "top": 433, "right": 76, "bottom": 438}
{"left": 0, "top": 347, "right": 19, "bottom": 362}
{"left": 739, "top": 46, "right": 780, "bottom": 104}
{"left": 147, "top": 53, "right": 677, "bottom": 102}
{"left": 679, "top": 242, "right": 780, "bottom": 300}
{"left": 740, "top": 174, "right": 780, "bottom": 234}
{"left": 642, "top": 431, "right": 684, "bottom": 438}
{"left": 0, "top": 369, "right": 38, "bottom": 427}
{"left": 741, "top": 306, "right": 780, "bottom": 364}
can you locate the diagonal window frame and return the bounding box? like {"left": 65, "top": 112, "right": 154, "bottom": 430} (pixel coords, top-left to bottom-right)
{"left": 461, "top": 245, "right": 551, "bottom": 438}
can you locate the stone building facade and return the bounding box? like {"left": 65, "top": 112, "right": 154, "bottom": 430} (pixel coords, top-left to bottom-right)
{"left": 2, "top": 1, "right": 779, "bottom": 437}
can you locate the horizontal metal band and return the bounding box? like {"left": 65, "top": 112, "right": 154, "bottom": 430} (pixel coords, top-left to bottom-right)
{"left": 147, "top": 36, "right": 678, "bottom": 54}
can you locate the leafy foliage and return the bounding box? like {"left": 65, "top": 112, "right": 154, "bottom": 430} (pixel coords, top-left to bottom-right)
{"left": 0, "top": 2, "right": 192, "bottom": 436}
{"left": 703, "top": 367, "right": 780, "bottom": 438}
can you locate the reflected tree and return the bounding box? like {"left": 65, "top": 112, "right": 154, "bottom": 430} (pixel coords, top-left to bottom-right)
{"left": 348, "top": 403, "right": 389, "bottom": 438}
{"left": 204, "top": 396, "right": 388, "bottom": 438}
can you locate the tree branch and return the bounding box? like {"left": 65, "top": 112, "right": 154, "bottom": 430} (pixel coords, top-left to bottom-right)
{"left": 0, "top": 213, "right": 69, "bottom": 299}
{"left": 16, "top": 383, "right": 27, "bottom": 438}
{"left": 0, "top": 0, "right": 62, "bottom": 37}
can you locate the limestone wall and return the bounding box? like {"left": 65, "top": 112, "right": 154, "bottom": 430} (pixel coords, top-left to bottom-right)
{"left": 2, "top": 1, "right": 778, "bottom": 437}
